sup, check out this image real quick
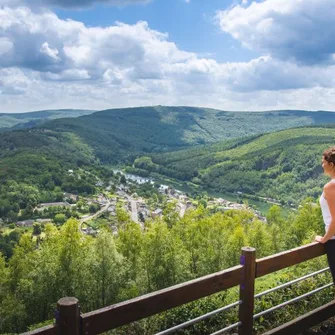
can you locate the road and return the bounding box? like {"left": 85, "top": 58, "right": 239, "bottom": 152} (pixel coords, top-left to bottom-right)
{"left": 80, "top": 200, "right": 111, "bottom": 231}
{"left": 130, "top": 199, "right": 139, "bottom": 223}
{"left": 179, "top": 203, "right": 186, "bottom": 217}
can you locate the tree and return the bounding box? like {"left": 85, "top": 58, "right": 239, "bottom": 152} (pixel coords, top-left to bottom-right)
{"left": 92, "top": 231, "right": 124, "bottom": 307}
{"left": 163, "top": 201, "right": 179, "bottom": 228}
{"left": 54, "top": 214, "right": 66, "bottom": 225}
{"left": 117, "top": 222, "right": 143, "bottom": 284}
{"left": 116, "top": 206, "right": 130, "bottom": 226}
{"left": 120, "top": 175, "right": 127, "bottom": 184}
{"left": 33, "top": 223, "right": 42, "bottom": 235}
{"left": 142, "top": 221, "right": 190, "bottom": 291}
{"left": 89, "top": 203, "right": 100, "bottom": 214}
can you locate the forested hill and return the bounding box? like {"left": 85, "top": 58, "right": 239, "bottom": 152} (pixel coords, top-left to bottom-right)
{"left": 1, "top": 107, "right": 335, "bottom": 219}
{"left": 133, "top": 126, "right": 335, "bottom": 205}
{"left": 42, "top": 106, "right": 335, "bottom": 163}
{"left": 0, "top": 109, "right": 96, "bottom": 129}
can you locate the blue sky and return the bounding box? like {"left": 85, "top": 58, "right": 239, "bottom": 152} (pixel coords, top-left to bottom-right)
{"left": 0, "top": 0, "right": 335, "bottom": 112}
{"left": 56, "top": 0, "right": 260, "bottom": 63}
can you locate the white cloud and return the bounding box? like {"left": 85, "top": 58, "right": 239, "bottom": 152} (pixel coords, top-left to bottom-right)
{"left": 0, "top": 37, "right": 13, "bottom": 56}
{"left": 0, "top": 0, "right": 151, "bottom": 9}
{"left": 1, "top": 5, "right": 335, "bottom": 112}
{"left": 216, "top": 0, "right": 335, "bottom": 65}
{"left": 0, "top": 68, "right": 32, "bottom": 96}
{"left": 40, "top": 42, "right": 61, "bottom": 62}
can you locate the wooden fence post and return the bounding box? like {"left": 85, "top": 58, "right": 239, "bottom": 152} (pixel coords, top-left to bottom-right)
{"left": 238, "top": 247, "right": 256, "bottom": 335}
{"left": 56, "top": 297, "right": 80, "bottom": 335}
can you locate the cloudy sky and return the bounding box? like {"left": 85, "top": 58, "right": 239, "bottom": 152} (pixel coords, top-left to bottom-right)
{"left": 1, "top": 0, "right": 335, "bottom": 112}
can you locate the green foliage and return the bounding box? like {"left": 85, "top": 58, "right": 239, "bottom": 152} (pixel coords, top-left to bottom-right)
{"left": 43, "top": 107, "right": 335, "bottom": 164}
{"left": 0, "top": 202, "right": 330, "bottom": 334}
{"left": 54, "top": 214, "right": 66, "bottom": 225}
{"left": 0, "top": 109, "right": 95, "bottom": 129}
{"left": 136, "top": 127, "right": 335, "bottom": 205}
{"left": 33, "top": 223, "right": 42, "bottom": 235}
{"left": 0, "top": 129, "right": 115, "bottom": 221}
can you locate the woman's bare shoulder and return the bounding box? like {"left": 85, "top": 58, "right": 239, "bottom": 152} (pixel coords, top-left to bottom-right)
{"left": 324, "top": 181, "right": 335, "bottom": 197}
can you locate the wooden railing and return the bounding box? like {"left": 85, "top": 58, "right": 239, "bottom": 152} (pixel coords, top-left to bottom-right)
{"left": 23, "top": 242, "right": 335, "bottom": 335}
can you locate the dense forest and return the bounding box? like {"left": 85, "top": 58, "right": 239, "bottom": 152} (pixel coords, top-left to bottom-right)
{"left": 0, "top": 129, "right": 111, "bottom": 221}
{"left": 43, "top": 107, "right": 335, "bottom": 163}
{"left": 134, "top": 126, "right": 335, "bottom": 205}
{"left": 0, "top": 202, "right": 331, "bottom": 334}
{"left": 0, "top": 108, "right": 334, "bottom": 221}
{"left": 0, "top": 109, "right": 95, "bottom": 130}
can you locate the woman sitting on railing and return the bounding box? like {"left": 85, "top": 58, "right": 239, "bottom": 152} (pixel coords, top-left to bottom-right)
{"left": 315, "top": 147, "right": 335, "bottom": 335}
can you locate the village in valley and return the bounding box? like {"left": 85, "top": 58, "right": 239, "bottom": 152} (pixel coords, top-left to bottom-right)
{"left": 6, "top": 170, "right": 267, "bottom": 237}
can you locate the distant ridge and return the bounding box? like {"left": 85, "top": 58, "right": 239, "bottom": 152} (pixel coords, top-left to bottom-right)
{"left": 42, "top": 106, "right": 335, "bottom": 163}
{"left": 0, "top": 109, "right": 96, "bottom": 129}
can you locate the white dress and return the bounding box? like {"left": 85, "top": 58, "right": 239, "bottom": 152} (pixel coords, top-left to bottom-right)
{"left": 320, "top": 180, "right": 335, "bottom": 240}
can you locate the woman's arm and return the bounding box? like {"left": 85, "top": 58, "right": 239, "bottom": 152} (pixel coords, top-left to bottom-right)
{"left": 319, "top": 182, "right": 335, "bottom": 243}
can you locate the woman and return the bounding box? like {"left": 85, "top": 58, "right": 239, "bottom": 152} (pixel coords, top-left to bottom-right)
{"left": 315, "top": 147, "right": 335, "bottom": 285}
{"left": 315, "top": 149, "right": 335, "bottom": 335}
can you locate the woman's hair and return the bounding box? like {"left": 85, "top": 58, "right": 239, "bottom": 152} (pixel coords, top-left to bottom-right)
{"left": 323, "top": 147, "right": 335, "bottom": 164}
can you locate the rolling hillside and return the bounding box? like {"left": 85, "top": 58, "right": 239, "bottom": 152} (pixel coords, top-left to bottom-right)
{"left": 0, "top": 107, "right": 335, "bottom": 214}
{"left": 133, "top": 126, "right": 335, "bottom": 205}
{"left": 0, "top": 109, "right": 96, "bottom": 129}
{"left": 43, "top": 106, "right": 335, "bottom": 163}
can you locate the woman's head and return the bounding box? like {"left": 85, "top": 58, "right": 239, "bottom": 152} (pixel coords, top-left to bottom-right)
{"left": 322, "top": 147, "right": 335, "bottom": 176}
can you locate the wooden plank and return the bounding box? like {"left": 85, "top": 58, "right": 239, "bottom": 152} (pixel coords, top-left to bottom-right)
{"left": 81, "top": 265, "right": 243, "bottom": 335}
{"left": 56, "top": 297, "right": 80, "bottom": 335}
{"left": 256, "top": 242, "right": 326, "bottom": 278}
{"left": 21, "top": 325, "right": 57, "bottom": 335}
{"left": 262, "top": 300, "right": 335, "bottom": 335}
{"left": 239, "top": 247, "right": 256, "bottom": 335}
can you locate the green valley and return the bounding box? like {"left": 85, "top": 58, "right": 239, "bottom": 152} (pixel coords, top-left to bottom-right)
{"left": 0, "top": 107, "right": 335, "bottom": 334}
{"left": 133, "top": 126, "right": 335, "bottom": 206}
{"left": 0, "top": 107, "right": 335, "bottom": 224}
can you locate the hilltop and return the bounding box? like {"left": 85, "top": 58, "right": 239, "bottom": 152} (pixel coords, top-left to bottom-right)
{"left": 42, "top": 106, "right": 335, "bottom": 163}
{"left": 0, "top": 109, "right": 96, "bottom": 129}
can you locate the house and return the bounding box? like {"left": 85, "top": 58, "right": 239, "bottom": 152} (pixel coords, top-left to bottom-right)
{"left": 36, "top": 219, "right": 52, "bottom": 223}
{"left": 158, "top": 185, "right": 169, "bottom": 194}
{"left": 179, "top": 195, "right": 188, "bottom": 202}
{"left": 108, "top": 207, "right": 116, "bottom": 216}
{"left": 84, "top": 227, "right": 97, "bottom": 236}
{"left": 95, "top": 181, "right": 104, "bottom": 187}
{"left": 97, "top": 194, "right": 108, "bottom": 205}
{"left": 63, "top": 193, "right": 79, "bottom": 202}
{"left": 16, "top": 220, "right": 34, "bottom": 227}
{"left": 38, "top": 202, "right": 71, "bottom": 209}
{"left": 152, "top": 208, "right": 163, "bottom": 218}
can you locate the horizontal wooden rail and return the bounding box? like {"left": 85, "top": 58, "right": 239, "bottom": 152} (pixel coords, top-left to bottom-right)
{"left": 256, "top": 242, "right": 326, "bottom": 278}
{"left": 21, "top": 325, "right": 57, "bottom": 335}
{"left": 24, "top": 242, "right": 332, "bottom": 335}
{"left": 262, "top": 300, "right": 335, "bottom": 335}
{"left": 81, "top": 265, "right": 243, "bottom": 334}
